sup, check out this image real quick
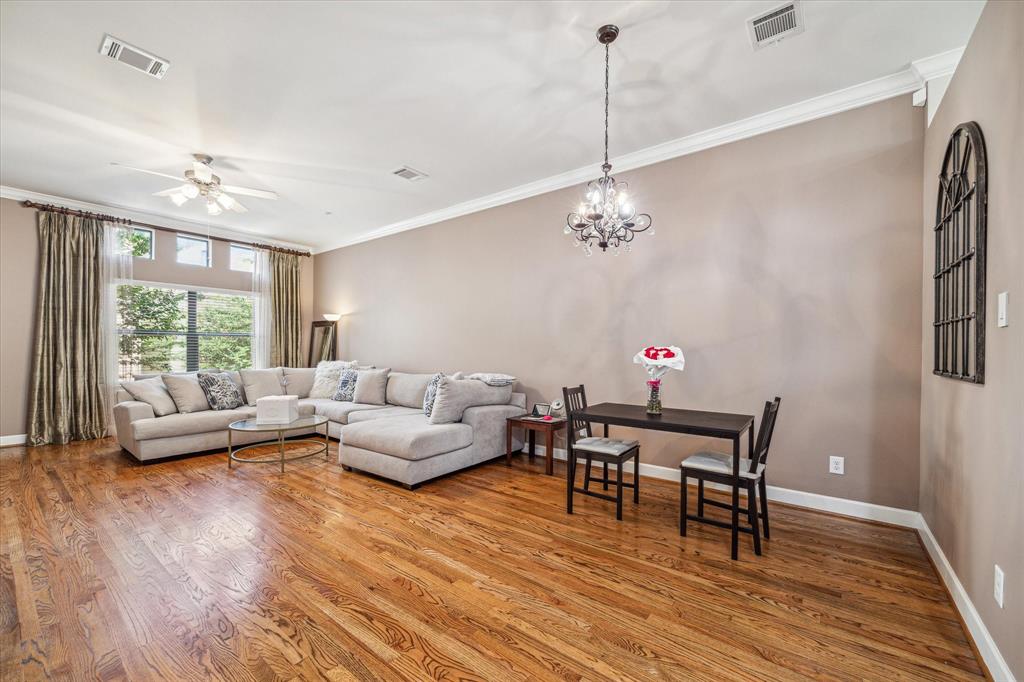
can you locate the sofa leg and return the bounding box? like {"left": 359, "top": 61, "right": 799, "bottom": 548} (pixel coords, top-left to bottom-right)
{"left": 341, "top": 465, "right": 353, "bottom": 472}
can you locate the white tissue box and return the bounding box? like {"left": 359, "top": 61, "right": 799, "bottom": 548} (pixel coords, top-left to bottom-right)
{"left": 256, "top": 395, "right": 299, "bottom": 424}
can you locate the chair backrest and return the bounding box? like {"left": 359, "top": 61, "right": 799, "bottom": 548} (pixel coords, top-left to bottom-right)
{"left": 748, "top": 396, "right": 781, "bottom": 473}
{"left": 562, "top": 384, "right": 592, "bottom": 445}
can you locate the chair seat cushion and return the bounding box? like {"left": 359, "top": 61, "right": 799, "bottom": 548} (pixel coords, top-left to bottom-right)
{"left": 681, "top": 451, "right": 765, "bottom": 479}
{"left": 340, "top": 415, "right": 473, "bottom": 461}
{"left": 573, "top": 437, "right": 639, "bottom": 456}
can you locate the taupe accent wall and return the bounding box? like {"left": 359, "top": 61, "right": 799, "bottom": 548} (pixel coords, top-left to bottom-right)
{"left": 315, "top": 95, "right": 925, "bottom": 509}
{"left": 919, "top": 1, "right": 1023, "bottom": 676}
{"left": 0, "top": 197, "right": 315, "bottom": 438}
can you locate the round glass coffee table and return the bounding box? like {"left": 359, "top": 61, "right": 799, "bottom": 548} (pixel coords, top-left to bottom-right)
{"left": 227, "top": 415, "right": 330, "bottom": 472}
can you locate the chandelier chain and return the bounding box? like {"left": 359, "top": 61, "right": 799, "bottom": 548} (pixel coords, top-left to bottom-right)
{"left": 603, "top": 43, "right": 610, "bottom": 167}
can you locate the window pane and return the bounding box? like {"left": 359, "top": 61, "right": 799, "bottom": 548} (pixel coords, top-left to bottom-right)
{"left": 131, "top": 229, "right": 153, "bottom": 258}
{"left": 198, "top": 335, "right": 251, "bottom": 371}
{"left": 230, "top": 244, "right": 254, "bottom": 272}
{"left": 176, "top": 235, "right": 210, "bottom": 266}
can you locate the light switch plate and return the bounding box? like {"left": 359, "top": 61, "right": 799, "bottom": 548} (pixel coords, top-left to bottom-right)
{"left": 829, "top": 456, "right": 844, "bottom": 475}
{"left": 997, "top": 291, "right": 1008, "bottom": 327}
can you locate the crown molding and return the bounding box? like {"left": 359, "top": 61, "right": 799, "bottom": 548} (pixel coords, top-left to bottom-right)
{"left": 312, "top": 47, "right": 964, "bottom": 254}
{"left": 0, "top": 185, "right": 313, "bottom": 252}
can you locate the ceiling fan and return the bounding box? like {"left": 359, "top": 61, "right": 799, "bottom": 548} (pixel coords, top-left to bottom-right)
{"left": 112, "top": 154, "right": 278, "bottom": 215}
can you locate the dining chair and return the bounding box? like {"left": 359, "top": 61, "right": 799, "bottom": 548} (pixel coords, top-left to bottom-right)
{"left": 562, "top": 385, "right": 641, "bottom": 521}
{"left": 679, "top": 397, "right": 781, "bottom": 556}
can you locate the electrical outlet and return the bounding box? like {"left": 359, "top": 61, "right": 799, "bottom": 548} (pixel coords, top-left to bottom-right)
{"left": 995, "top": 565, "right": 1004, "bottom": 608}
{"left": 829, "top": 456, "right": 845, "bottom": 475}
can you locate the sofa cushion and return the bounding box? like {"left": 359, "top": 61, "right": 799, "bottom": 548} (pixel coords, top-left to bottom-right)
{"left": 429, "top": 377, "right": 513, "bottom": 424}
{"left": 161, "top": 373, "right": 211, "bottom": 413}
{"left": 353, "top": 368, "right": 390, "bottom": 405}
{"left": 386, "top": 372, "right": 434, "bottom": 409}
{"left": 346, "top": 406, "right": 424, "bottom": 423}
{"left": 309, "top": 360, "right": 359, "bottom": 399}
{"left": 283, "top": 367, "right": 316, "bottom": 398}
{"left": 295, "top": 398, "right": 326, "bottom": 417}
{"left": 340, "top": 415, "right": 473, "bottom": 461}
{"left": 313, "top": 401, "right": 385, "bottom": 424}
{"left": 197, "top": 372, "right": 245, "bottom": 410}
{"left": 132, "top": 408, "right": 252, "bottom": 441}
{"left": 240, "top": 368, "right": 284, "bottom": 406}
{"left": 121, "top": 377, "right": 178, "bottom": 416}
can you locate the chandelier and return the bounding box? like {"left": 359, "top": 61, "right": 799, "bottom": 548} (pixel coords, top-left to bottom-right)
{"left": 565, "top": 24, "right": 653, "bottom": 256}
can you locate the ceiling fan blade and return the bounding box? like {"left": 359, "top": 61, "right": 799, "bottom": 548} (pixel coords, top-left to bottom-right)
{"left": 192, "top": 160, "right": 213, "bottom": 183}
{"left": 215, "top": 192, "right": 248, "bottom": 213}
{"left": 111, "top": 162, "right": 183, "bottom": 182}
{"left": 231, "top": 199, "right": 248, "bottom": 213}
{"left": 221, "top": 184, "right": 278, "bottom": 200}
{"left": 152, "top": 187, "right": 184, "bottom": 197}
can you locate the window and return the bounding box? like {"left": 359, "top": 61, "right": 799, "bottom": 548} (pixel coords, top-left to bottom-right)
{"left": 230, "top": 244, "right": 255, "bottom": 272}
{"left": 176, "top": 234, "right": 210, "bottom": 266}
{"left": 116, "top": 283, "right": 253, "bottom": 380}
{"left": 130, "top": 228, "right": 154, "bottom": 258}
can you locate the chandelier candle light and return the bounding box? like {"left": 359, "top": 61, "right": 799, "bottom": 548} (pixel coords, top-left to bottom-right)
{"left": 565, "top": 24, "right": 653, "bottom": 256}
{"left": 633, "top": 345, "right": 685, "bottom": 415}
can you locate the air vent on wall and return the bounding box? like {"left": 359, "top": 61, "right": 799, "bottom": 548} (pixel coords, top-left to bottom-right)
{"left": 392, "top": 166, "right": 428, "bottom": 182}
{"left": 99, "top": 34, "right": 170, "bottom": 79}
{"left": 747, "top": 2, "right": 804, "bottom": 50}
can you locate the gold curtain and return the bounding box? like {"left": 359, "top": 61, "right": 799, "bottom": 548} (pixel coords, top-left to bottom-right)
{"left": 269, "top": 250, "right": 302, "bottom": 367}
{"left": 27, "top": 212, "right": 108, "bottom": 445}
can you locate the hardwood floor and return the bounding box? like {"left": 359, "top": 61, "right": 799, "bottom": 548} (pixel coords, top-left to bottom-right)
{"left": 1, "top": 439, "right": 984, "bottom": 681}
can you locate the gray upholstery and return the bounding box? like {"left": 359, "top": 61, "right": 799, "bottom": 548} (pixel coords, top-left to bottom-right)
{"left": 283, "top": 367, "right": 316, "bottom": 398}
{"left": 386, "top": 372, "right": 434, "bottom": 408}
{"left": 429, "top": 377, "right": 513, "bottom": 424}
{"left": 346, "top": 406, "right": 423, "bottom": 423}
{"left": 239, "top": 368, "right": 285, "bottom": 405}
{"left": 161, "top": 373, "right": 211, "bottom": 413}
{"left": 313, "top": 400, "right": 384, "bottom": 424}
{"left": 353, "top": 368, "right": 390, "bottom": 405}
{"left": 340, "top": 415, "right": 473, "bottom": 461}
{"left": 121, "top": 377, "right": 178, "bottom": 416}
{"left": 573, "top": 437, "right": 639, "bottom": 456}
{"left": 682, "top": 451, "right": 765, "bottom": 479}
{"left": 132, "top": 407, "right": 255, "bottom": 440}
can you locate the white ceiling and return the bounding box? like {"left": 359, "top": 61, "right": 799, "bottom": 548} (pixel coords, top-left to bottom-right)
{"left": 0, "top": 1, "right": 984, "bottom": 252}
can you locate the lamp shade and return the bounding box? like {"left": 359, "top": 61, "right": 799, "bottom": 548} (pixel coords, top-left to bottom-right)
{"left": 322, "top": 313, "right": 341, "bottom": 322}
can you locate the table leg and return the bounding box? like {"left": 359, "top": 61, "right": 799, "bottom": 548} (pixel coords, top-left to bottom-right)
{"left": 602, "top": 423, "right": 610, "bottom": 489}
{"left": 545, "top": 430, "right": 554, "bottom": 476}
{"left": 324, "top": 424, "right": 330, "bottom": 461}
{"left": 528, "top": 430, "right": 536, "bottom": 461}
{"left": 279, "top": 431, "right": 285, "bottom": 474}
{"left": 566, "top": 445, "right": 575, "bottom": 514}
{"left": 227, "top": 428, "right": 233, "bottom": 469}
{"left": 505, "top": 422, "right": 513, "bottom": 467}
{"left": 731, "top": 436, "right": 740, "bottom": 560}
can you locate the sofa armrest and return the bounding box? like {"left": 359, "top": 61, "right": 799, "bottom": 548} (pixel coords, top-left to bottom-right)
{"left": 462, "top": 403, "right": 527, "bottom": 456}
{"left": 113, "top": 401, "right": 154, "bottom": 456}
{"left": 509, "top": 392, "right": 526, "bottom": 410}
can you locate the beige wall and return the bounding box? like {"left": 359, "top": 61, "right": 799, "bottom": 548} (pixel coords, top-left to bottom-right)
{"left": 919, "top": 1, "right": 1023, "bottom": 676}
{"left": 0, "top": 197, "right": 314, "bottom": 438}
{"left": 0, "top": 199, "right": 39, "bottom": 438}
{"left": 315, "top": 95, "right": 925, "bottom": 509}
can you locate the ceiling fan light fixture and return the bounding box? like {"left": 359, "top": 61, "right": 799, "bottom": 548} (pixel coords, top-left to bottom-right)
{"left": 206, "top": 199, "right": 223, "bottom": 216}
{"left": 181, "top": 183, "right": 199, "bottom": 199}
{"left": 215, "top": 193, "right": 236, "bottom": 210}
{"left": 192, "top": 155, "right": 214, "bottom": 183}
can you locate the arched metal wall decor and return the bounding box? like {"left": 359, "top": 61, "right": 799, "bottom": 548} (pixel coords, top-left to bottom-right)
{"left": 934, "top": 121, "right": 987, "bottom": 383}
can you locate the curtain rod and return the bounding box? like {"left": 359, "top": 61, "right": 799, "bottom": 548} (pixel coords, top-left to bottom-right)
{"left": 21, "top": 200, "right": 311, "bottom": 258}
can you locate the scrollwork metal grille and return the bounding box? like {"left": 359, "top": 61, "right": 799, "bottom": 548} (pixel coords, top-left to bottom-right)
{"left": 933, "top": 122, "right": 987, "bottom": 383}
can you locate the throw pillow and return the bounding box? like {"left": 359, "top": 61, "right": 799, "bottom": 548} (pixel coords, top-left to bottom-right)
{"left": 428, "top": 377, "right": 513, "bottom": 424}
{"left": 161, "top": 373, "right": 211, "bottom": 414}
{"left": 239, "top": 368, "right": 285, "bottom": 406}
{"left": 423, "top": 372, "right": 444, "bottom": 416}
{"left": 197, "top": 372, "right": 244, "bottom": 410}
{"left": 332, "top": 369, "right": 359, "bottom": 402}
{"left": 352, "top": 368, "right": 390, "bottom": 405}
{"left": 121, "top": 377, "right": 178, "bottom": 416}
{"left": 386, "top": 372, "right": 434, "bottom": 408}
{"left": 309, "top": 360, "right": 359, "bottom": 399}
{"left": 282, "top": 367, "right": 316, "bottom": 398}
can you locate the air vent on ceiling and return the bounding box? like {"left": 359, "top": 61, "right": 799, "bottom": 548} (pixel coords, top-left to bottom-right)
{"left": 392, "top": 166, "right": 429, "bottom": 182}
{"left": 747, "top": 2, "right": 804, "bottom": 50}
{"left": 99, "top": 34, "right": 170, "bottom": 79}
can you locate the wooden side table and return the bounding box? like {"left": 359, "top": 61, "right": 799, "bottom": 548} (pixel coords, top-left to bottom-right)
{"left": 506, "top": 416, "right": 567, "bottom": 476}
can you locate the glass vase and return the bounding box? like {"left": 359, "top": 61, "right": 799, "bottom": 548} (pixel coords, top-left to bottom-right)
{"left": 646, "top": 379, "right": 662, "bottom": 415}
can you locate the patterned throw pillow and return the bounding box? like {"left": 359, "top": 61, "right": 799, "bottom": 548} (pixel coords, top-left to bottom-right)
{"left": 423, "top": 372, "right": 444, "bottom": 416}
{"left": 197, "top": 372, "right": 244, "bottom": 410}
{"left": 332, "top": 369, "right": 359, "bottom": 402}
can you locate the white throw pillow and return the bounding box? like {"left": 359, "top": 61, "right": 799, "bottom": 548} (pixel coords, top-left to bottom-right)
{"left": 428, "top": 377, "right": 512, "bottom": 424}
{"left": 161, "top": 373, "right": 211, "bottom": 414}
{"left": 309, "top": 360, "right": 359, "bottom": 399}
{"left": 352, "top": 368, "right": 390, "bottom": 405}
{"left": 239, "top": 368, "right": 285, "bottom": 406}
{"left": 121, "top": 377, "right": 178, "bottom": 416}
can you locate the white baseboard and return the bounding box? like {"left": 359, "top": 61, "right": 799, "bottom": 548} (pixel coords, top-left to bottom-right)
{"left": 0, "top": 434, "right": 27, "bottom": 447}
{"left": 914, "top": 516, "right": 1014, "bottom": 681}
{"left": 530, "top": 444, "right": 1013, "bottom": 679}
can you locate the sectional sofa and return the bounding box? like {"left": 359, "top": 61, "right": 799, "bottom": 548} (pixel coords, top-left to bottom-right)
{"left": 113, "top": 367, "right": 526, "bottom": 488}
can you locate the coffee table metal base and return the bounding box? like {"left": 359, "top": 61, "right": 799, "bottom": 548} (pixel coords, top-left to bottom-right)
{"left": 228, "top": 428, "right": 330, "bottom": 473}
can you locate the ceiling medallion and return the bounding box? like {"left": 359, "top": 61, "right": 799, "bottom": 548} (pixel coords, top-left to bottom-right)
{"left": 564, "top": 24, "right": 653, "bottom": 256}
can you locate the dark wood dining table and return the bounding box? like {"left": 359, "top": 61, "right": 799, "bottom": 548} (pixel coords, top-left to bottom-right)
{"left": 571, "top": 402, "right": 755, "bottom": 559}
